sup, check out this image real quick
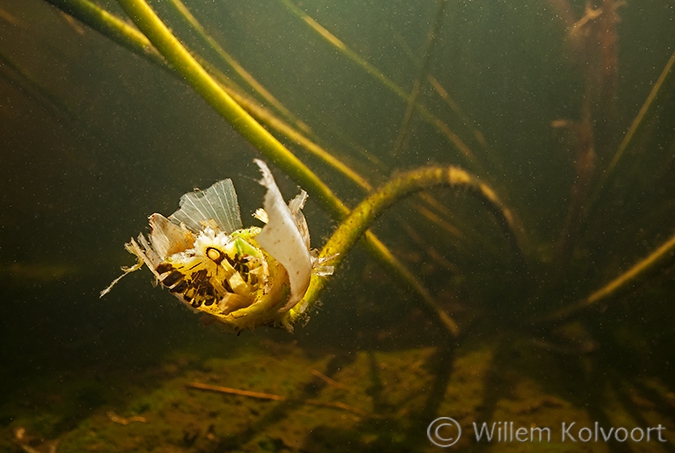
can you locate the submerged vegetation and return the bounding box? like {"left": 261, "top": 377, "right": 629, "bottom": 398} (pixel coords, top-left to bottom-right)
{"left": 44, "top": 0, "right": 674, "bottom": 336}
{"left": 2, "top": 0, "right": 674, "bottom": 450}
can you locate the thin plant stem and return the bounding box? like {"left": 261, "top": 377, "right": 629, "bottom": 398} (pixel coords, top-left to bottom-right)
{"left": 588, "top": 49, "right": 675, "bottom": 213}
{"left": 427, "top": 75, "right": 488, "bottom": 148}
{"left": 392, "top": 31, "right": 489, "bottom": 152}
{"left": 392, "top": 0, "right": 447, "bottom": 156}
{"left": 541, "top": 229, "right": 675, "bottom": 324}
{"left": 400, "top": 221, "right": 460, "bottom": 272}
{"left": 0, "top": 49, "right": 77, "bottom": 123}
{"left": 0, "top": 47, "right": 110, "bottom": 152}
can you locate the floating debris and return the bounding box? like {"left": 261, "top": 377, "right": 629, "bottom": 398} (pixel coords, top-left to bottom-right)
{"left": 106, "top": 411, "right": 148, "bottom": 425}
{"left": 13, "top": 427, "right": 59, "bottom": 453}
{"left": 186, "top": 381, "right": 374, "bottom": 418}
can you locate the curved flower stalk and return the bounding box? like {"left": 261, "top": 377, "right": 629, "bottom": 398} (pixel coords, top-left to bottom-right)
{"left": 102, "top": 160, "right": 332, "bottom": 332}
{"left": 287, "top": 165, "right": 524, "bottom": 332}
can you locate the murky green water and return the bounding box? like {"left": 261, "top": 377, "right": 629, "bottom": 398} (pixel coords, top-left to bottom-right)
{"left": 1, "top": 0, "right": 674, "bottom": 451}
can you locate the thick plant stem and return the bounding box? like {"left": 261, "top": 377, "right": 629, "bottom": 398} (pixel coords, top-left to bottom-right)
{"left": 543, "top": 229, "right": 675, "bottom": 324}
{"left": 291, "top": 165, "right": 523, "bottom": 335}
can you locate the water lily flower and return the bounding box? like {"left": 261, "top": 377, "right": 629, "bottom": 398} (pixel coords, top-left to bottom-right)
{"left": 102, "top": 159, "right": 332, "bottom": 331}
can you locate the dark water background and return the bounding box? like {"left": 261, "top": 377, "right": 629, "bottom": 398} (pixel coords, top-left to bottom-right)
{"left": 1, "top": 0, "right": 674, "bottom": 451}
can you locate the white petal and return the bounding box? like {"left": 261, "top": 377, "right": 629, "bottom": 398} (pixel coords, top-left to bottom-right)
{"left": 254, "top": 160, "right": 313, "bottom": 312}
{"left": 169, "top": 179, "right": 243, "bottom": 233}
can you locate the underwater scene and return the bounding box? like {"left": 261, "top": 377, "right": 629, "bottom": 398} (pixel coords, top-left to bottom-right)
{"left": 1, "top": 0, "right": 674, "bottom": 451}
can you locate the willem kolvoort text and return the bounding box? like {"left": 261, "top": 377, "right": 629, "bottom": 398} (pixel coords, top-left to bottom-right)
{"left": 472, "top": 421, "right": 667, "bottom": 443}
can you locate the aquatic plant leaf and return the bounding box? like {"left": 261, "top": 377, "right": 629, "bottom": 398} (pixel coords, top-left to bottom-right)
{"left": 170, "top": 179, "right": 243, "bottom": 233}
{"left": 254, "top": 159, "right": 313, "bottom": 313}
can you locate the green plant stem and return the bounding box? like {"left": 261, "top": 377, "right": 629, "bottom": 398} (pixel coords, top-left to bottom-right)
{"left": 292, "top": 165, "right": 524, "bottom": 336}
{"left": 542, "top": 229, "right": 675, "bottom": 324}
{"left": 427, "top": 75, "right": 487, "bottom": 148}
